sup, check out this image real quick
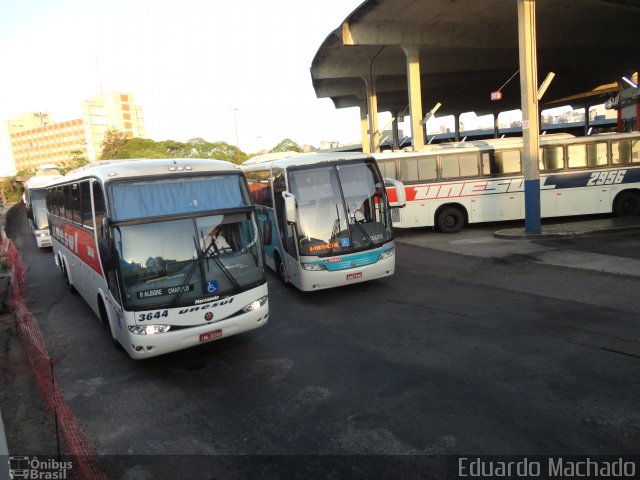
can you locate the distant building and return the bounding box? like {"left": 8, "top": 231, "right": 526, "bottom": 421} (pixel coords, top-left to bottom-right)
{"left": 2, "top": 91, "right": 145, "bottom": 176}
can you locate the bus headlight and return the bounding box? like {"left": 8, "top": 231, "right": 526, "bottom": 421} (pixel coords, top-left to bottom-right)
{"left": 301, "top": 263, "right": 326, "bottom": 271}
{"left": 242, "top": 296, "right": 268, "bottom": 313}
{"left": 128, "top": 325, "right": 171, "bottom": 335}
{"left": 378, "top": 248, "right": 395, "bottom": 260}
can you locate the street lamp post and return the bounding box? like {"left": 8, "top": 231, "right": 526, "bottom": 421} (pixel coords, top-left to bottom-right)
{"left": 230, "top": 108, "right": 239, "bottom": 163}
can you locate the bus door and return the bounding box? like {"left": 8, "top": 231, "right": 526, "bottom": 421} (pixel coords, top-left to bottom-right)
{"left": 272, "top": 168, "right": 300, "bottom": 284}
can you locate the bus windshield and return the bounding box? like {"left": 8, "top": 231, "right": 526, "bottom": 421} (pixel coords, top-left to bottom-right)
{"left": 30, "top": 189, "right": 49, "bottom": 230}
{"left": 114, "top": 212, "right": 264, "bottom": 309}
{"left": 288, "top": 160, "right": 393, "bottom": 257}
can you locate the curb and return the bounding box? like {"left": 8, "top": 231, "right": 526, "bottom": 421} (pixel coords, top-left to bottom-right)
{"left": 494, "top": 218, "right": 640, "bottom": 240}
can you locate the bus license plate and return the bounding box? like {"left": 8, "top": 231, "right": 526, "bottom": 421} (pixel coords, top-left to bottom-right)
{"left": 200, "top": 329, "right": 223, "bottom": 343}
{"left": 346, "top": 272, "right": 363, "bottom": 280}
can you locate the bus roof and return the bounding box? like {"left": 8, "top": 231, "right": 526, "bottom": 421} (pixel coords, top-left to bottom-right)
{"left": 25, "top": 174, "right": 64, "bottom": 189}
{"left": 45, "top": 158, "right": 241, "bottom": 187}
{"left": 373, "top": 132, "right": 640, "bottom": 161}
{"left": 242, "top": 151, "right": 375, "bottom": 171}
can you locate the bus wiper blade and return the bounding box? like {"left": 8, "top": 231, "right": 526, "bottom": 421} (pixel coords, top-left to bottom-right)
{"left": 207, "top": 252, "right": 241, "bottom": 291}
{"left": 351, "top": 218, "right": 374, "bottom": 247}
{"left": 327, "top": 204, "right": 342, "bottom": 256}
{"left": 170, "top": 236, "right": 217, "bottom": 307}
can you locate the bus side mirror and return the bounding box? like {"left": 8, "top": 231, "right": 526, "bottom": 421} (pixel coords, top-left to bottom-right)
{"left": 384, "top": 178, "right": 406, "bottom": 208}
{"left": 99, "top": 218, "right": 114, "bottom": 272}
{"left": 26, "top": 206, "right": 33, "bottom": 220}
{"left": 262, "top": 219, "right": 272, "bottom": 246}
{"left": 282, "top": 191, "right": 297, "bottom": 224}
{"left": 98, "top": 238, "right": 114, "bottom": 272}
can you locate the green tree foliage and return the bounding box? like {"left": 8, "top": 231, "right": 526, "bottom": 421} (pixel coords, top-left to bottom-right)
{"left": 0, "top": 177, "right": 24, "bottom": 202}
{"left": 270, "top": 138, "right": 302, "bottom": 153}
{"left": 59, "top": 150, "right": 90, "bottom": 174}
{"left": 99, "top": 128, "right": 127, "bottom": 160}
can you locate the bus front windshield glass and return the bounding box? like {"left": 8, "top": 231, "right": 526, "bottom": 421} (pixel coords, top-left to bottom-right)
{"left": 114, "top": 212, "right": 264, "bottom": 309}
{"left": 30, "top": 189, "right": 49, "bottom": 229}
{"left": 288, "top": 161, "right": 393, "bottom": 257}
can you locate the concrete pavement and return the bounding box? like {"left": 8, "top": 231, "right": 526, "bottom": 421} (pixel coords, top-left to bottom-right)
{"left": 495, "top": 216, "right": 640, "bottom": 239}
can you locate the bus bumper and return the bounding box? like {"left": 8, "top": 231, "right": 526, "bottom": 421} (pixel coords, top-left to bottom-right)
{"left": 34, "top": 231, "right": 52, "bottom": 248}
{"left": 124, "top": 300, "right": 269, "bottom": 360}
{"left": 297, "top": 254, "right": 395, "bottom": 291}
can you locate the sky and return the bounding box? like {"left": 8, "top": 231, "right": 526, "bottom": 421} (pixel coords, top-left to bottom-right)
{"left": 0, "top": 0, "right": 366, "bottom": 153}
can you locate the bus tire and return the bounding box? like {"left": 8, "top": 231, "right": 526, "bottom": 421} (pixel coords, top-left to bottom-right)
{"left": 62, "top": 261, "right": 78, "bottom": 294}
{"left": 436, "top": 206, "right": 465, "bottom": 234}
{"left": 614, "top": 191, "right": 640, "bottom": 217}
{"left": 275, "top": 253, "right": 290, "bottom": 286}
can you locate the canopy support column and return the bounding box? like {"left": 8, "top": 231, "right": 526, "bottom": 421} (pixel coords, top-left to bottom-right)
{"left": 402, "top": 45, "right": 425, "bottom": 151}
{"left": 518, "top": 0, "right": 541, "bottom": 234}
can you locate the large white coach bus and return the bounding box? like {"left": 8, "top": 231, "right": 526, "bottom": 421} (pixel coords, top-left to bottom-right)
{"left": 375, "top": 132, "right": 640, "bottom": 233}
{"left": 242, "top": 152, "right": 405, "bottom": 291}
{"left": 24, "top": 171, "right": 63, "bottom": 248}
{"left": 45, "top": 159, "right": 269, "bottom": 359}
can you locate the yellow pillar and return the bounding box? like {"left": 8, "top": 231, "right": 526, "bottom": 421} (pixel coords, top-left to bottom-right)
{"left": 363, "top": 77, "right": 380, "bottom": 153}
{"left": 360, "top": 101, "right": 370, "bottom": 153}
{"left": 403, "top": 45, "right": 425, "bottom": 151}
{"left": 518, "top": 0, "right": 541, "bottom": 233}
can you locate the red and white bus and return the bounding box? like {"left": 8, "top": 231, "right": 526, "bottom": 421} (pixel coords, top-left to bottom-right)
{"left": 375, "top": 132, "right": 640, "bottom": 233}
{"left": 45, "top": 159, "right": 268, "bottom": 359}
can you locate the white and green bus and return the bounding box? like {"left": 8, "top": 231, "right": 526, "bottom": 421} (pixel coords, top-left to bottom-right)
{"left": 242, "top": 152, "right": 405, "bottom": 291}
{"left": 45, "top": 158, "right": 268, "bottom": 359}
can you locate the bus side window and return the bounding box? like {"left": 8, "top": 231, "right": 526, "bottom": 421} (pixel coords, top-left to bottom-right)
{"left": 418, "top": 158, "right": 437, "bottom": 180}
{"left": 632, "top": 140, "right": 640, "bottom": 164}
{"left": 587, "top": 142, "right": 607, "bottom": 167}
{"left": 399, "top": 159, "right": 419, "bottom": 182}
{"left": 499, "top": 150, "right": 521, "bottom": 174}
{"left": 612, "top": 140, "right": 632, "bottom": 165}
{"left": 567, "top": 144, "right": 587, "bottom": 169}
{"left": 540, "top": 146, "right": 563, "bottom": 171}
{"left": 92, "top": 181, "right": 107, "bottom": 237}
{"left": 80, "top": 181, "right": 93, "bottom": 228}
{"left": 378, "top": 161, "right": 397, "bottom": 179}
{"left": 71, "top": 183, "right": 81, "bottom": 223}
{"left": 63, "top": 185, "right": 71, "bottom": 220}
{"left": 442, "top": 154, "right": 479, "bottom": 179}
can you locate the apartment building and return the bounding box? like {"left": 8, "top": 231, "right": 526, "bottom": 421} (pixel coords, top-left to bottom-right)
{"left": 2, "top": 91, "right": 145, "bottom": 175}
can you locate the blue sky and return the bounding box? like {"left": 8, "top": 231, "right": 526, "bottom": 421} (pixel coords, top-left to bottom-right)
{"left": 0, "top": 0, "right": 365, "bottom": 153}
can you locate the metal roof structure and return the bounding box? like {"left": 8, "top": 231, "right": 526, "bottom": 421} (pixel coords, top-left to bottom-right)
{"left": 311, "top": 0, "right": 639, "bottom": 148}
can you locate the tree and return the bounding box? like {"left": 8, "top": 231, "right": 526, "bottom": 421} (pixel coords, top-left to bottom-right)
{"left": 99, "top": 128, "right": 127, "bottom": 160}
{"left": 0, "top": 177, "right": 24, "bottom": 202}
{"left": 270, "top": 138, "right": 302, "bottom": 153}
{"left": 59, "top": 150, "right": 89, "bottom": 174}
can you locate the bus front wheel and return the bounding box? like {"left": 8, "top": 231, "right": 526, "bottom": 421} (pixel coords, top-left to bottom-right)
{"left": 436, "top": 207, "right": 465, "bottom": 234}
{"left": 614, "top": 191, "right": 640, "bottom": 217}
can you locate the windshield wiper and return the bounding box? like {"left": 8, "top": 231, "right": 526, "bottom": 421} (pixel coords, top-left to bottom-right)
{"left": 169, "top": 236, "right": 217, "bottom": 307}
{"left": 327, "top": 204, "right": 343, "bottom": 256}
{"left": 351, "top": 217, "right": 374, "bottom": 247}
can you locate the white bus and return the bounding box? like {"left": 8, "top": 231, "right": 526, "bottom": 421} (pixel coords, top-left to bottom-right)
{"left": 375, "top": 132, "right": 640, "bottom": 233}
{"left": 24, "top": 172, "right": 63, "bottom": 248}
{"left": 242, "top": 152, "right": 405, "bottom": 291}
{"left": 45, "top": 159, "right": 269, "bottom": 359}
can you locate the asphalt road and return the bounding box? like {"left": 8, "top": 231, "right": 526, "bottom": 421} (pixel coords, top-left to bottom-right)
{"left": 4, "top": 205, "right": 640, "bottom": 479}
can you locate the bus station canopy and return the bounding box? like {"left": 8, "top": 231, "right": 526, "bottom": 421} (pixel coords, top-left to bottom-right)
{"left": 310, "top": 0, "right": 640, "bottom": 117}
